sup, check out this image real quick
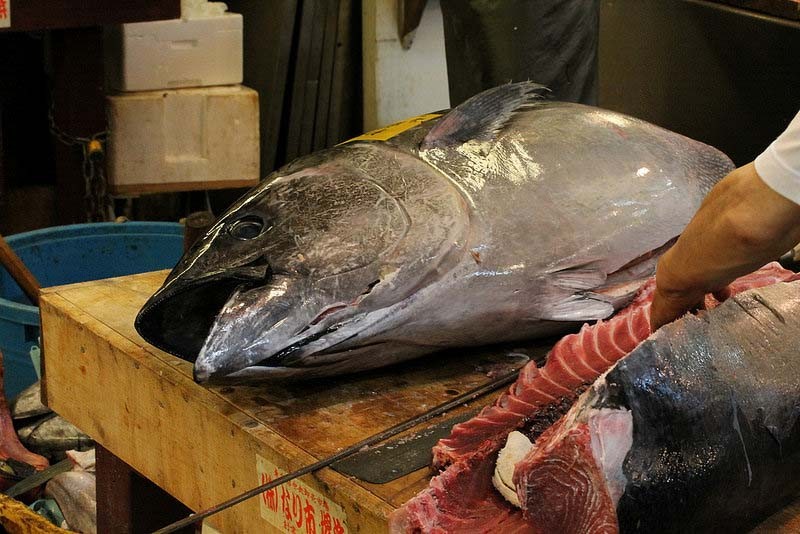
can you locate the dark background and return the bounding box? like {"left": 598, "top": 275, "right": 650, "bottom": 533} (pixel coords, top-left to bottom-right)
{"left": 0, "top": 0, "right": 797, "bottom": 235}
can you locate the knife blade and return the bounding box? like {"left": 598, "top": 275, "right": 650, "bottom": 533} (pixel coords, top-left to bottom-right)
{"left": 330, "top": 409, "right": 478, "bottom": 483}
{"left": 4, "top": 459, "right": 72, "bottom": 498}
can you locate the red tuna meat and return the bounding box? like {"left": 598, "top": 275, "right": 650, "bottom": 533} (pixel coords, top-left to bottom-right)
{"left": 513, "top": 409, "right": 631, "bottom": 533}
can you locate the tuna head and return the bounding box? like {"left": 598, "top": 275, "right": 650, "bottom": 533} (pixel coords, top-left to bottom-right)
{"left": 135, "top": 146, "right": 468, "bottom": 381}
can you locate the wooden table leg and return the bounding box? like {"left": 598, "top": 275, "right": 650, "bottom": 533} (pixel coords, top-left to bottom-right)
{"left": 96, "top": 444, "right": 195, "bottom": 533}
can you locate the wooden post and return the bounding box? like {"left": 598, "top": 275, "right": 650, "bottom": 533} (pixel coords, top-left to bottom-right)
{"left": 96, "top": 445, "right": 195, "bottom": 534}
{"left": 0, "top": 234, "right": 41, "bottom": 306}
{"left": 183, "top": 211, "right": 216, "bottom": 253}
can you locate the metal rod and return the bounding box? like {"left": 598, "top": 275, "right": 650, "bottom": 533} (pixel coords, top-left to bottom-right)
{"left": 151, "top": 366, "right": 523, "bottom": 534}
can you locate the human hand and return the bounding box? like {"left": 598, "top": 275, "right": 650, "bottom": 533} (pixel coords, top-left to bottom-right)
{"left": 649, "top": 264, "right": 732, "bottom": 331}
{"left": 649, "top": 288, "right": 701, "bottom": 332}
{"left": 649, "top": 252, "right": 707, "bottom": 331}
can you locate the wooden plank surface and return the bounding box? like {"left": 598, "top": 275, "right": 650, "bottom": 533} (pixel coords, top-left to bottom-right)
{"left": 39, "top": 271, "right": 534, "bottom": 532}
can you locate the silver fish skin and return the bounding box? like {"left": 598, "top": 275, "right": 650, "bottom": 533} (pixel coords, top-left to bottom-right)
{"left": 134, "top": 82, "right": 733, "bottom": 382}
{"left": 10, "top": 381, "right": 51, "bottom": 421}
{"left": 18, "top": 414, "right": 94, "bottom": 459}
{"left": 46, "top": 470, "right": 97, "bottom": 534}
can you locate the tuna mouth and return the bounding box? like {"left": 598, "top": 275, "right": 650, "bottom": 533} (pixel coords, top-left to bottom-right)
{"left": 263, "top": 325, "right": 363, "bottom": 368}
{"left": 193, "top": 291, "right": 397, "bottom": 383}
{"left": 135, "top": 269, "right": 268, "bottom": 361}
{"left": 196, "top": 315, "right": 366, "bottom": 382}
{"left": 195, "top": 277, "right": 387, "bottom": 381}
{"left": 253, "top": 280, "right": 389, "bottom": 369}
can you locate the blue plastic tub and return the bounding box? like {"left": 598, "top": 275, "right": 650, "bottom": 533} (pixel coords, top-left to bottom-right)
{"left": 0, "top": 222, "right": 184, "bottom": 399}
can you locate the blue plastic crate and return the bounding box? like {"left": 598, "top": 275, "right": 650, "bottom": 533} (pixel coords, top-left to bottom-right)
{"left": 0, "top": 222, "right": 184, "bottom": 399}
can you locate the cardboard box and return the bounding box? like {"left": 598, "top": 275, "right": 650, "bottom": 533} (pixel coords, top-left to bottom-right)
{"left": 106, "top": 85, "right": 260, "bottom": 195}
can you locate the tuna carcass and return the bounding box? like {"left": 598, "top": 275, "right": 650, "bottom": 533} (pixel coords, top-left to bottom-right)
{"left": 391, "top": 264, "right": 800, "bottom": 533}
{"left": 135, "top": 82, "right": 733, "bottom": 382}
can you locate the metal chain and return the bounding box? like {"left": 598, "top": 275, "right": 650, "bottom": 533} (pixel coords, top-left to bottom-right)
{"left": 81, "top": 139, "right": 114, "bottom": 222}
{"left": 47, "top": 98, "right": 106, "bottom": 146}
{"left": 48, "top": 98, "right": 112, "bottom": 221}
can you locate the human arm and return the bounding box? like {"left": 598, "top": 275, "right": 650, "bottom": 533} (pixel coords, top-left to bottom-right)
{"left": 650, "top": 162, "right": 800, "bottom": 331}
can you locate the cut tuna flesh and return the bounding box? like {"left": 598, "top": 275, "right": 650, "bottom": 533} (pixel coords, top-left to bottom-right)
{"left": 389, "top": 456, "right": 536, "bottom": 534}
{"left": 513, "top": 403, "right": 631, "bottom": 533}
{"left": 391, "top": 262, "right": 798, "bottom": 533}
{"left": 516, "top": 278, "right": 800, "bottom": 533}
{"left": 431, "top": 283, "right": 651, "bottom": 469}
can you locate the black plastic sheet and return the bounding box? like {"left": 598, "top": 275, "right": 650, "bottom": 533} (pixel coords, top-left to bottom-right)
{"left": 440, "top": 0, "right": 599, "bottom": 106}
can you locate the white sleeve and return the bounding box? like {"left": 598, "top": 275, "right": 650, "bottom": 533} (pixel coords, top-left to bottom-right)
{"left": 755, "top": 110, "right": 800, "bottom": 205}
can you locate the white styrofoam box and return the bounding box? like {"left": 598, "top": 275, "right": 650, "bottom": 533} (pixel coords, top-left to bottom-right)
{"left": 105, "top": 13, "right": 243, "bottom": 92}
{"left": 182, "top": 0, "right": 228, "bottom": 19}
{"left": 106, "top": 85, "right": 260, "bottom": 195}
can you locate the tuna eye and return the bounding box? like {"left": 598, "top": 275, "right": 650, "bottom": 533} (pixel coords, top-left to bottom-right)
{"left": 229, "top": 216, "right": 265, "bottom": 240}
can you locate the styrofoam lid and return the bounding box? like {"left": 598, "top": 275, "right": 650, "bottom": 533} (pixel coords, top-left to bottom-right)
{"left": 181, "top": 0, "right": 228, "bottom": 19}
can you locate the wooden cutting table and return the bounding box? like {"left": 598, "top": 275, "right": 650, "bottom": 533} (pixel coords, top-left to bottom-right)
{"left": 39, "top": 271, "right": 800, "bottom": 533}
{"left": 38, "top": 271, "right": 530, "bottom": 533}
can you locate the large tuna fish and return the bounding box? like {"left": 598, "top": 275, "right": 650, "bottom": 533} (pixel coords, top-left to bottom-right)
{"left": 135, "top": 82, "right": 733, "bottom": 382}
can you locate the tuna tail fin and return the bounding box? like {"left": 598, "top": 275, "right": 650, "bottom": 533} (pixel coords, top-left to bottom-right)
{"left": 420, "top": 81, "right": 550, "bottom": 150}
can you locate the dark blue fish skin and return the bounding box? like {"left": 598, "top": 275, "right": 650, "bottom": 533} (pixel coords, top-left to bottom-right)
{"left": 599, "top": 282, "right": 800, "bottom": 533}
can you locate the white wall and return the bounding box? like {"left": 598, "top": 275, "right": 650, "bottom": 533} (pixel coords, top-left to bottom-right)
{"left": 362, "top": 0, "right": 450, "bottom": 131}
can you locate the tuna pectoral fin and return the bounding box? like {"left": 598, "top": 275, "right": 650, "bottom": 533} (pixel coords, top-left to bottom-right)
{"left": 539, "top": 294, "right": 614, "bottom": 322}
{"left": 537, "top": 267, "right": 615, "bottom": 322}
{"left": 420, "top": 81, "right": 549, "bottom": 150}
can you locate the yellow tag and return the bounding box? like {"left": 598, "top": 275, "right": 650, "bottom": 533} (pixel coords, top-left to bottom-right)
{"left": 256, "top": 455, "right": 349, "bottom": 533}
{"left": 344, "top": 113, "right": 442, "bottom": 143}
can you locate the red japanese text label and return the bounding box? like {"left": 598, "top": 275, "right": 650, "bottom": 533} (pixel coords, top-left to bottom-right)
{"left": 0, "top": 0, "right": 10, "bottom": 27}
{"left": 257, "top": 455, "right": 348, "bottom": 534}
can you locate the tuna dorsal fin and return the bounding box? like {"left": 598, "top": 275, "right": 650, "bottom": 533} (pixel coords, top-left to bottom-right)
{"left": 421, "top": 81, "right": 549, "bottom": 150}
